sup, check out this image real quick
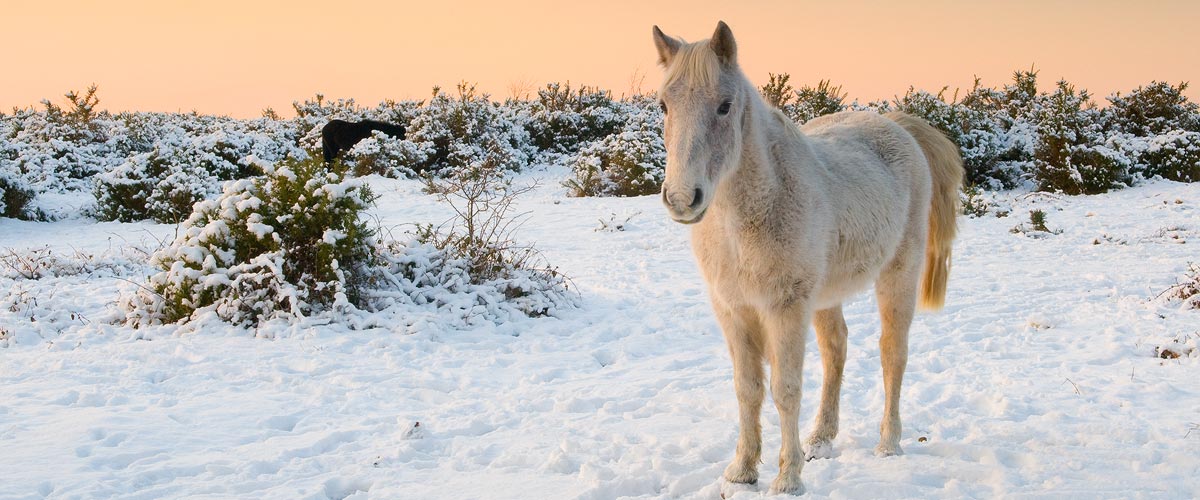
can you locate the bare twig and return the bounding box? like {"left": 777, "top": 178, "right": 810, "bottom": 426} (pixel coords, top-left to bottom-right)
{"left": 1063, "top": 377, "right": 1082, "bottom": 395}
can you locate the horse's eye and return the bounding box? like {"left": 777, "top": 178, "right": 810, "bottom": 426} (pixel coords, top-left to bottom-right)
{"left": 717, "top": 100, "right": 732, "bottom": 116}
{"left": 659, "top": 101, "right": 668, "bottom": 114}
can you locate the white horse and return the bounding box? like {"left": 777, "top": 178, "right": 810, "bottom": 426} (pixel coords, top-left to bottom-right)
{"left": 652, "top": 22, "right": 963, "bottom": 495}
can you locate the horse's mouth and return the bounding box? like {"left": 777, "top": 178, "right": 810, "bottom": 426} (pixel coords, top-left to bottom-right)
{"left": 672, "top": 207, "right": 707, "bottom": 225}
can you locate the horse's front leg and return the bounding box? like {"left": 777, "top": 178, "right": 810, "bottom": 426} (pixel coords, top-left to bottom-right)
{"left": 714, "top": 304, "right": 765, "bottom": 486}
{"left": 764, "top": 302, "right": 810, "bottom": 496}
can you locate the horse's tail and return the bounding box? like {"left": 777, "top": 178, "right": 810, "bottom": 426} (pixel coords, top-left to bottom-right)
{"left": 886, "top": 112, "right": 964, "bottom": 311}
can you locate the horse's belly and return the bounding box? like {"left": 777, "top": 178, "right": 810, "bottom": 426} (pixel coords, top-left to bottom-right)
{"left": 814, "top": 265, "right": 881, "bottom": 308}
{"left": 814, "top": 234, "right": 897, "bottom": 308}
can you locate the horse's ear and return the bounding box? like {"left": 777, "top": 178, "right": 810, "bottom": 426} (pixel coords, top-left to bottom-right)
{"left": 710, "top": 21, "right": 737, "bottom": 65}
{"left": 653, "top": 25, "right": 681, "bottom": 67}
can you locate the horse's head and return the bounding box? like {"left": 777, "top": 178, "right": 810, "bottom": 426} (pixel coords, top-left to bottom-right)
{"left": 653, "top": 21, "right": 747, "bottom": 225}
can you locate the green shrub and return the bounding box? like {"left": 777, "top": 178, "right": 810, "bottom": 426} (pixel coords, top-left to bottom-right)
{"left": 122, "top": 155, "right": 377, "bottom": 326}
{"left": 400, "top": 83, "right": 529, "bottom": 176}
{"left": 94, "top": 138, "right": 264, "bottom": 223}
{"left": 1105, "top": 81, "right": 1200, "bottom": 136}
{"left": 565, "top": 97, "right": 665, "bottom": 197}
{"left": 1131, "top": 131, "right": 1200, "bottom": 182}
{"left": 1033, "top": 81, "right": 1130, "bottom": 194}
{"left": 793, "top": 79, "right": 848, "bottom": 123}
{"left": 524, "top": 82, "right": 621, "bottom": 155}
{"left": 0, "top": 171, "right": 37, "bottom": 219}
{"left": 758, "top": 74, "right": 847, "bottom": 124}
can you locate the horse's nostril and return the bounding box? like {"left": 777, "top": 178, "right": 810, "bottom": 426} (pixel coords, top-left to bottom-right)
{"left": 689, "top": 188, "right": 704, "bottom": 210}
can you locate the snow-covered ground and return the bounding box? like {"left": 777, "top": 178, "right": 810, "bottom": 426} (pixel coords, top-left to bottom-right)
{"left": 2, "top": 169, "right": 1199, "bottom": 499}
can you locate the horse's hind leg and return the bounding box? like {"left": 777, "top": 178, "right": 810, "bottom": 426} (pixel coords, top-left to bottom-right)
{"left": 715, "top": 305, "right": 764, "bottom": 486}
{"left": 874, "top": 260, "right": 919, "bottom": 457}
{"left": 805, "top": 305, "right": 848, "bottom": 460}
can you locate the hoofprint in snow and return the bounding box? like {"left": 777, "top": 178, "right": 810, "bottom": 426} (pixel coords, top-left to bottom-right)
{"left": 1, "top": 169, "right": 1198, "bottom": 499}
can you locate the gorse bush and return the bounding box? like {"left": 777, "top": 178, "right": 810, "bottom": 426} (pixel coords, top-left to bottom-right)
{"left": 345, "top": 131, "right": 430, "bottom": 178}
{"left": 565, "top": 96, "right": 666, "bottom": 197}
{"left": 94, "top": 132, "right": 271, "bottom": 223}
{"left": 893, "top": 86, "right": 1013, "bottom": 188}
{"left": 122, "top": 155, "right": 378, "bottom": 326}
{"left": 1105, "top": 81, "right": 1200, "bottom": 136}
{"left": 793, "top": 80, "right": 848, "bottom": 123}
{"left": 523, "top": 82, "right": 622, "bottom": 155}
{"left": 758, "top": 74, "right": 847, "bottom": 124}
{"left": 399, "top": 83, "right": 530, "bottom": 176}
{"left": 0, "top": 168, "right": 37, "bottom": 219}
{"left": 1032, "top": 80, "right": 1129, "bottom": 194}
{"left": 1131, "top": 131, "right": 1200, "bottom": 182}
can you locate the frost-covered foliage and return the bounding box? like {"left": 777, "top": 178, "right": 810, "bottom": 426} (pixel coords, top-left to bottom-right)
{"left": 565, "top": 96, "right": 666, "bottom": 197}
{"left": 344, "top": 131, "right": 428, "bottom": 178}
{"left": 369, "top": 238, "right": 573, "bottom": 322}
{"left": 1121, "top": 131, "right": 1200, "bottom": 182}
{"left": 122, "top": 155, "right": 378, "bottom": 326}
{"left": 1032, "top": 81, "right": 1129, "bottom": 195}
{"left": 522, "top": 82, "right": 623, "bottom": 156}
{"left": 894, "top": 86, "right": 1010, "bottom": 188}
{"left": 414, "top": 154, "right": 573, "bottom": 317}
{"left": 94, "top": 123, "right": 297, "bottom": 223}
{"left": 1105, "top": 82, "right": 1200, "bottom": 137}
{"left": 393, "top": 83, "right": 530, "bottom": 176}
{"left": 759, "top": 74, "right": 847, "bottom": 124}
{"left": 1103, "top": 82, "right": 1200, "bottom": 183}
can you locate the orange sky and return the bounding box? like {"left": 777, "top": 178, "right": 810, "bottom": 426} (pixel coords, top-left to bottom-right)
{"left": 5, "top": 0, "right": 1198, "bottom": 118}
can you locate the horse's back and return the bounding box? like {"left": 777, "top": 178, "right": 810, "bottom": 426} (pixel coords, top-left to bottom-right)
{"left": 796, "top": 111, "right": 932, "bottom": 306}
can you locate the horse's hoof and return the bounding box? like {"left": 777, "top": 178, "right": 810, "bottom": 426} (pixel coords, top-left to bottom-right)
{"left": 804, "top": 439, "right": 834, "bottom": 461}
{"left": 874, "top": 442, "right": 904, "bottom": 457}
{"left": 722, "top": 461, "right": 758, "bottom": 485}
{"left": 768, "top": 474, "right": 805, "bottom": 496}
{"left": 719, "top": 478, "right": 758, "bottom": 499}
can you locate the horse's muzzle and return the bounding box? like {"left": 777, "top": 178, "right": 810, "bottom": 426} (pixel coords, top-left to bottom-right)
{"left": 663, "top": 187, "right": 707, "bottom": 224}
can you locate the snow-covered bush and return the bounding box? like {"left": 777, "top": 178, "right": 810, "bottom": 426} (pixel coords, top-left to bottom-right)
{"left": 0, "top": 165, "right": 37, "bottom": 219}
{"left": 417, "top": 151, "right": 571, "bottom": 316}
{"left": 5, "top": 93, "right": 119, "bottom": 193}
{"left": 369, "top": 238, "right": 573, "bottom": 322}
{"left": 122, "top": 155, "right": 377, "bottom": 326}
{"left": 565, "top": 96, "right": 665, "bottom": 197}
{"left": 759, "top": 74, "right": 847, "bottom": 124}
{"left": 1133, "top": 131, "right": 1200, "bottom": 182}
{"left": 1032, "top": 81, "right": 1130, "bottom": 194}
{"left": 1104, "top": 81, "right": 1200, "bottom": 137}
{"left": 344, "top": 131, "right": 429, "bottom": 178}
{"left": 792, "top": 80, "right": 848, "bottom": 124}
{"left": 94, "top": 132, "right": 267, "bottom": 223}
{"left": 523, "top": 82, "right": 622, "bottom": 155}
{"left": 393, "top": 83, "right": 530, "bottom": 176}
{"left": 760, "top": 73, "right": 798, "bottom": 115}
{"left": 894, "top": 87, "right": 1011, "bottom": 188}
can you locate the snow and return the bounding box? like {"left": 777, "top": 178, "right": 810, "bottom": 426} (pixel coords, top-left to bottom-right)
{"left": 2, "top": 171, "right": 1199, "bottom": 499}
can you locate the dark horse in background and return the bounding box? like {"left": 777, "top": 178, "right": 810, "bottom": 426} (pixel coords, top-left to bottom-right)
{"left": 321, "top": 119, "right": 407, "bottom": 163}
